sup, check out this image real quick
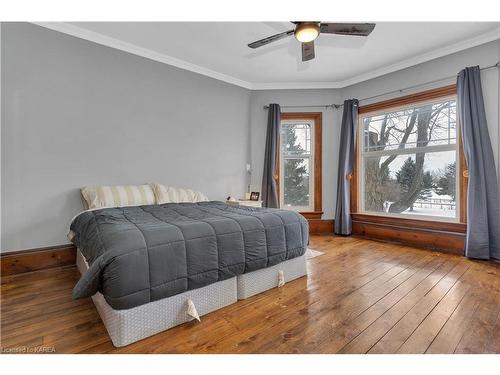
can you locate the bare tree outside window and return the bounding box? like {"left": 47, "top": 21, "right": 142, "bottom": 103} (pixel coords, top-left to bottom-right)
{"left": 361, "top": 98, "right": 458, "bottom": 219}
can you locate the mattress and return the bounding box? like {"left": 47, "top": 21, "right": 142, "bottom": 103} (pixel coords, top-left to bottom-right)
{"left": 70, "top": 201, "right": 308, "bottom": 310}
{"left": 76, "top": 250, "right": 237, "bottom": 347}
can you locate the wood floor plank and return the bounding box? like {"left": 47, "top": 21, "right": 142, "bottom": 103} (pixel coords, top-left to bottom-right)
{"left": 338, "top": 258, "right": 459, "bottom": 353}
{"left": 367, "top": 261, "right": 470, "bottom": 353}
{"left": 308, "top": 254, "right": 447, "bottom": 353}
{"left": 454, "top": 292, "right": 500, "bottom": 353}
{"left": 488, "top": 309, "right": 500, "bottom": 353}
{"left": 425, "top": 291, "right": 480, "bottom": 353}
{"left": 399, "top": 264, "right": 485, "bottom": 354}
{"left": 1, "top": 235, "right": 499, "bottom": 354}
{"left": 396, "top": 281, "right": 470, "bottom": 353}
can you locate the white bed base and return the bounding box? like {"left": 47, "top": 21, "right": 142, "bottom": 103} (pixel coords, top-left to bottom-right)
{"left": 76, "top": 251, "right": 237, "bottom": 347}
{"left": 236, "top": 254, "right": 307, "bottom": 299}
{"left": 76, "top": 250, "right": 307, "bottom": 347}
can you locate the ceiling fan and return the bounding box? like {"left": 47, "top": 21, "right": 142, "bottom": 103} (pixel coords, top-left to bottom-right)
{"left": 248, "top": 22, "right": 376, "bottom": 62}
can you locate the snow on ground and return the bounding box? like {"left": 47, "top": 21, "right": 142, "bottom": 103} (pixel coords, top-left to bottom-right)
{"left": 406, "top": 191, "right": 456, "bottom": 218}
{"left": 402, "top": 207, "right": 456, "bottom": 218}
{"left": 383, "top": 193, "right": 457, "bottom": 218}
{"left": 428, "top": 191, "right": 453, "bottom": 200}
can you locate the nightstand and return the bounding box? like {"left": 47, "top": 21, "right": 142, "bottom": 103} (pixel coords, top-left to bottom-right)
{"left": 226, "top": 200, "right": 263, "bottom": 208}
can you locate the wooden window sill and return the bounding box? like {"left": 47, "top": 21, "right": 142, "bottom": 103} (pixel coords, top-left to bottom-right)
{"left": 299, "top": 211, "right": 323, "bottom": 220}
{"left": 351, "top": 213, "right": 466, "bottom": 255}
{"left": 351, "top": 213, "right": 466, "bottom": 234}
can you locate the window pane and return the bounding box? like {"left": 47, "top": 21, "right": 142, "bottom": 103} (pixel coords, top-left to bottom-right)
{"left": 363, "top": 100, "right": 456, "bottom": 152}
{"left": 363, "top": 151, "right": 457, "bottom": 218}
{"left": 281, "top": 123, "right": 311, "bottom": 156}
{"left": 283, "top": 158, "right": 310, "bottom": 208}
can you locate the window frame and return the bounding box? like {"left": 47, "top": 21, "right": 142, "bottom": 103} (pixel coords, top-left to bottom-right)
{"left": 351, "top": 85, "right": 468, "bottom": 226}
{"left": 278, "top": 112, "right": 323, "bottom": 219}
{"left": 359, "top": 96, "right": 459, "bottom": 222}
{"left": 280, "top": 119, "right": 315, "bottom": 212}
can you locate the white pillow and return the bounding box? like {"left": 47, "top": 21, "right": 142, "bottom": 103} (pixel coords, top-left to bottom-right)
{"left": 81, "top": 184, "right": 156, "bottom": 210}
{"left": 152, "top": 184, "right": 209, "bottom": 204}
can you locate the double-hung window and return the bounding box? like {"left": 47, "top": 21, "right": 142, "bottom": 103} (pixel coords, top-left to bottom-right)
{"left": 278, "top": 113, "right": 322, "bottom": 218}
{"left": 358, "top": 91, "right": 462, "bottom": 222}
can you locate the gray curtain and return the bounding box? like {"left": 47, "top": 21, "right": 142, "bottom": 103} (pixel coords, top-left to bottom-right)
{"left": 335, "top": 99, "right": 359, "bottom": 235}
{"left": 457, "top": 66, "right": 500, "bottom": 260}
{"left": 261, "top": 103, "right": 280, "bottom": 208}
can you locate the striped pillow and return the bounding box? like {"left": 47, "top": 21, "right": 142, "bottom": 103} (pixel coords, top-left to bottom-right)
{"left": 152, "top": 184, "right": 209, "bottom": 204}
{"left": 81, "top": 184, "right": 156, "bottom": 210}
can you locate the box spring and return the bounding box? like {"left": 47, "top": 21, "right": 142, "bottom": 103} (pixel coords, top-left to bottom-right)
{"left": 237, "top": 254, "right": 307, "bottom": 299}
{"left": 76, "top": 250, "right": 307, "bottom": 346}
{"left": 76, "top": 250, "right": 237, "bottom": 347}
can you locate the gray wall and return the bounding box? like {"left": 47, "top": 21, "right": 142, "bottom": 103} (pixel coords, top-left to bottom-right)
{"left": 1, "top": 23, "right": 251, "bottom": 252}
{"left": 249, "top": 89, "right": 342, "bottom": 219}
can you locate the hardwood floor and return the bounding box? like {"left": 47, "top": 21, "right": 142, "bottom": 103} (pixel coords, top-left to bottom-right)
{"left": 1, "top": 235, "right": 499, "bottom": 354}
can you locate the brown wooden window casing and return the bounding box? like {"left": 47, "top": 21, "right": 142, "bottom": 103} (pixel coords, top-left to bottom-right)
{"left": 278, "top": 112, "right": 322, "bottom": 220}
{"left": 350, "top": 85, "right": 467, "bottom": 248}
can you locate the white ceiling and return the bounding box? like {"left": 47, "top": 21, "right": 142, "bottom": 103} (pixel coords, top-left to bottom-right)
{"left": 37, "top": 22, "right": 500, "bottom": 89}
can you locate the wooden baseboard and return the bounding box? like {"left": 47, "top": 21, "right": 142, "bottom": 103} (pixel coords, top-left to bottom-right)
{"left": 1, "top": 244, "right": 76, "bottom": 276}
{"left": 308, "top": 219, "right": 334, "bottom": 234}
{"left": 352, "top": 214, "right": 465, "bottom": 255}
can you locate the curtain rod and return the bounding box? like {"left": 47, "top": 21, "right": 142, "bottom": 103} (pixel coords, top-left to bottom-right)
{"left": 263, "top": 61, "right": 500, "bottom": 110}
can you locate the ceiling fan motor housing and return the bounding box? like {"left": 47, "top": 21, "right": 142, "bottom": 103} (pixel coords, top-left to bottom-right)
{"left": 294, "top": 22, "right": 321, "bottom": 43}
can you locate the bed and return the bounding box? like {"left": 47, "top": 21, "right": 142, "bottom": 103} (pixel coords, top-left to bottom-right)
{"left": 70, "top": 188, "right": 308, "bottom": 347}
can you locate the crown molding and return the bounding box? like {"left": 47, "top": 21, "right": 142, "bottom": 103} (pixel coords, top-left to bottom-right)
{"left": 32, "top": 22, "right": 253, "bottom": 89}
{"left": 251, "top": 81, "right": 343, "bottom": 90}
{"left": 33, "top": 22, "right": 500, "bottom": 91}
{"left": 335, "top": 25, "right": 500, "bottom": 88}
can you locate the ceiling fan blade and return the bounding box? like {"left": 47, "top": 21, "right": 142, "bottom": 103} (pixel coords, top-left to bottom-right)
{"left": 302, "top": 41, "right": 315, "bottom": 62}
{"left": 320, "top": 23, "right": 376, "bottom": 36}
{"left": 248, "top": 30, "right": 294, "bottom": 49}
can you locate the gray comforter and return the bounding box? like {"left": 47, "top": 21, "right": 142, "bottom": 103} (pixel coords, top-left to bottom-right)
{"left": 70, "top": 201, "right": 308, "bottom": 310}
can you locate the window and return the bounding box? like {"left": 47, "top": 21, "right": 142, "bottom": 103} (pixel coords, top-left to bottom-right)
{"left": 280, "top": 121, "right": 313, "bottom": 210}
{"left": 278, "top": 113, "right": 322, "bottom": 217}
{"left": 358, "top": 88, "right": 463, "bottom": 222}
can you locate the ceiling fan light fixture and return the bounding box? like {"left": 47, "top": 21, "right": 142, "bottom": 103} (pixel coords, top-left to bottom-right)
{"left": 294, "top": 22, "right": 320, "bottom": 43}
